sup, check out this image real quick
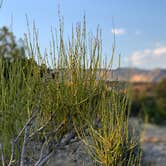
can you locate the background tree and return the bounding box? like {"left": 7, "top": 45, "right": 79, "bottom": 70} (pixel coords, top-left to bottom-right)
{"left": 0, "top": 26, "right": 25, "bottom": 60}
{"left": 155, "top": 78, "right": 166, "bottom": 118}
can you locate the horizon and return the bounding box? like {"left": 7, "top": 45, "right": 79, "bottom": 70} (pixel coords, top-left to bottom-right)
{"left": 0, "top": 0, "right": 166, "bottom": 69}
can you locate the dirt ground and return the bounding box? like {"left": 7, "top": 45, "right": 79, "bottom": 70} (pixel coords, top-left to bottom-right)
{"left": 141, "top": 122, "right": 166, "bottom": 166}
{"left": 130, "top": 118, "right": 166, "bottom": 166}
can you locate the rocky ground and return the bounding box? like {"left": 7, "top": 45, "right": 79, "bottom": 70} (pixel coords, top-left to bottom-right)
{"left": 129, "top": 118, "right": 166, "bottom": 166}
{"left": 25, "top": 118, "right": 166, "bottom": 166}
{"left": 46, "top": 140, "right": 94, "bottom": 166}
{"left": 48, "top": 119, "right": 166, "bottom": 166}
{"left": 141, "top": 123, "right": 166, "bottom": 166}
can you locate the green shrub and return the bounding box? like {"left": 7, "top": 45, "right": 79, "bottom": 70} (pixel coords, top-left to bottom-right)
{"left": 0, "top": 17, "right": 141, "bottom": 165}
{"left": 140, "top": 95, "right": 161, "bottom": 123}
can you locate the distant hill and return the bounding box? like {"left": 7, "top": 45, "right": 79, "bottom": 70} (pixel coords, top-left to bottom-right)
{"left": 98, "top": 68, "right": 166, "bottom": 83}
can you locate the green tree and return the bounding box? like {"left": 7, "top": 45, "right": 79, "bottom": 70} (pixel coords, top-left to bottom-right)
{"left": 0, "top": 26, "right": 25, "bottom": 60}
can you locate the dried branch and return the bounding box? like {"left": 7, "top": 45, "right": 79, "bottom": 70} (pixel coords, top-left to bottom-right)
{"left": 20, "top": 126, "right": 30, "bottom": 166}
{"left": 15, "top": 107, "right": 39, "bottom": 143}
{"left": 60, "top": 130, "right": 76, "bottom": 146}
{"left": 34, "top": 129, "right": 77, "bottom": 166}
{"left": 0, "top": 143, "right": 5, "bottom": 166}
{"left": 8, "top": 140, "right": 15, "bottom": 166}
{"left": 46, "top": 120, "right": 65, "bottom": 136}
{"left": 35, "top": 151, "right": 54, "bottom": 166}
{"left": 39, "top": 141, "right": 48, "bottom": 160}
{"left": 7, "top": 106, "right": 40, "bottom": 166}
{"left": 29, "top": 117, "right": 52, "bottom": 139}
{"left": 34, "top": 140, "right": 50, "bottom": 166}
{"left": 34, "top": 120, "right": 66, "bottom": 166}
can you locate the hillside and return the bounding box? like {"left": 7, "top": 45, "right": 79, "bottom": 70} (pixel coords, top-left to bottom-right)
{"left": 101, "top": 68, "right": 166, "bottom": 82}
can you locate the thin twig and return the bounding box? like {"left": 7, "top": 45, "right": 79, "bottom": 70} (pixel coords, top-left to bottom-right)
{"left": 35, "top": 151, "right": 54, "bottom": 166}
{"left": 34, "top": 125, "right": 77, "bottom": 166}
{"left": 60, "top": 130, "right": 76, "bottom": 146}
{"left": 15, "top": 92, "right": 42, "bottom": 143}
{"left": 34, "top": 120, "right": 66, "bottom": 166}
{"left": 15, "top": 107, "right": 39, "bottom": 143}
{"left": 34, "top": 130, "right": 76, "bottom": 166}
{"left": 29, "top": 117, "right": 51, "bottom": 139}
{"left": 46, "top": 120, "right": 65, "bottom": 136}
{"left": 8, "top": 140, "right": 15, "bottom": 166}
{"left": 0, "top": 143, "right": 5, "bottom": 166}
{"left": 6, "top": 107, "right": 39, "bottom": 166}
{"left": 20, "top": 126, "right": 30, "bottom": 166}
{"left": 34, "top": 140, "right": 49, "bottom": 166}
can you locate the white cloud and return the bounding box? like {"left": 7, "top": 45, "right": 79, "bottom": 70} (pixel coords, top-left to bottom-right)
{"left": 111, "top": 28, "right": 125, "bottom": 35}
{"left": 127, "top": 46, "right": 166, "bottom": 69}
{"left": 153, "top": 47, "right": 166, "bottom": 55}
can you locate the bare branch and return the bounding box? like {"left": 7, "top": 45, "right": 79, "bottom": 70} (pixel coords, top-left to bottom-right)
{"left": 60, "top": 130, "right": 76, "bottom": 146}
{"left": 35, "top": 151, "right": 54, "bottom": 166}
{"left": 29, "top": 117, "right": 51, "bottom": 139}
{"left": 38, "top": 141, "right": 48, "bottom": 161}
{"left": 34, "top": 130, "right": 77, "bottom": 166}
{"left": 34, "top": 120, "right": 66, "bottom": 166}
{"left": 15, "top": 107, "right": 39, "bottom": 143}
{"left": 34, "top": 141, "right": 49, "bottom": 166}
{"left": 6, "top": 107, "right": 40, "bottom": 166}
{"left": 8, "top": 140, "right": 15, "bottom": 166}
{"left": 0, "top": 143, "right": 5, "bottom": 166}
{"left": 20, "top": 126, "right": 30, "bottom": 166}
{"left": 46, "top": 120, "right": 65, "bottom": 136}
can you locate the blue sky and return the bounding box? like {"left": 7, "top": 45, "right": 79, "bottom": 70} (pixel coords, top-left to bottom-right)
{"left": 0, "top": 0, "right": 166, "bottom": 69}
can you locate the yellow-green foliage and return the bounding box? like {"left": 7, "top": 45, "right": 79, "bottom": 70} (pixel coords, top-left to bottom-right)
{"left": 0, "top": 17, "right": 141, "bottom": 165}
{"left": 75, "top": 86, "right": 141, "bottom": 166}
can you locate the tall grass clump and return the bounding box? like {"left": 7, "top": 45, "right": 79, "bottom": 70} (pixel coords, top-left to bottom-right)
{"left": 0, "top": 15, "right": 141, "bottom": 165}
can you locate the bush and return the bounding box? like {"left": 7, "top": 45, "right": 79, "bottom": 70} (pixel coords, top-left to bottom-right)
{"left": 131, "top": 79, "right": 166, "bottom": 124}
{"left": 141, "top": 95, "right": 161, "bottom": 123}
{"left": 0, "top": 19, "right": 141, "bottom": 165}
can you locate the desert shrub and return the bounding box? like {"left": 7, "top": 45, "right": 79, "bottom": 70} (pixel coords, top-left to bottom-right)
{"left": 0, "top": 18, "right": 141, "bottom": 165}
{"left": 75, "top": 88, "right": 141, "bottom": 166}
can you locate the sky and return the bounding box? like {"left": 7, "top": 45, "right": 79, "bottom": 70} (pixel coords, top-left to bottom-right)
{"left": 0, "top": 0, "right": 166, "bottom": 69}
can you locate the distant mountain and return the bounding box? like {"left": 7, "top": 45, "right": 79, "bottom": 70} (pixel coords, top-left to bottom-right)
{"left": 99, "top": 68, "right": 166, "bottom": 83}
{"left": 49, "top": 67, "right": 166, "bottom": 83}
